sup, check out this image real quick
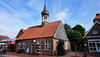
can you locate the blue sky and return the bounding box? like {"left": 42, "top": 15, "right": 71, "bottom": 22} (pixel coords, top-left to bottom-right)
{"left": 0, "top": 0, "right": 100, "bottom": 39}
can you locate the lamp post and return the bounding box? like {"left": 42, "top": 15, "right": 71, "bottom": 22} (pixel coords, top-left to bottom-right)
{"left": 83, "top": 44, "right": 87, "bottom": 57}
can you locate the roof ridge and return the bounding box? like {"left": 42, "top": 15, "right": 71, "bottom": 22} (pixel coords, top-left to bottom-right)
{"left": 30, "top": 25, "right": 42, "bottom": 28}
{"left": 83, "top": 21, "right": 100, "bottom": 38}
{"left": 49, "top": 20, "right": 61, "bottom": 24}
{"left": 29, "top": 20, "right": 61, "bottom": 28}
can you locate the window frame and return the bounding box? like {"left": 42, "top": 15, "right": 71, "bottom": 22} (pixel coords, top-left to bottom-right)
{"left": 88, "top": 41, "right": 96, "bottom": 52}
{"left": 37, "top": 41, "right": 43, "bottom": 49}
{"left": 18, "top": 42, "right": 22, "bottom": 50}
{"left": 45, "top": 40, "right": 51, "bottom": 51}
{"left": 92, "top": 31, "right": 97, "bottom": 35}
{"left": 23, "top": 42, "right": 27, "bottom": 50}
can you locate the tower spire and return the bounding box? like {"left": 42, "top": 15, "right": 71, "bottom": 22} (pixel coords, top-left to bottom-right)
{"left": 41, "top": 0, "right": 49, "bottom": 27}
{"left": 41, "top": 0, "right": 49, "bottom": 16}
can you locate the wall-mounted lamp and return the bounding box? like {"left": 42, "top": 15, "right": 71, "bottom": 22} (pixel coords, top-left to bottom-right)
{"left": 33, "top": 40, "right": 36, "bottom": 43}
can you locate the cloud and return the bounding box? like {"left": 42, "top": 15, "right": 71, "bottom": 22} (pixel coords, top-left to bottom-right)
{"left": 82, "top": 12, "right": 87, "bottom": 15}
{"left": 80, "top": 23, "right": 92, "bottom": 31}
{"left": 26, "top": 0, "right": 43, "bottom": 14}
{"left": 0, "top": 0, "right": 42, "bottom": 39}
{"left": 0, "top": 12, "right": 28, "bottom": 38}
{"left": 56, "top": 8, "right": 71, "bottom": 23}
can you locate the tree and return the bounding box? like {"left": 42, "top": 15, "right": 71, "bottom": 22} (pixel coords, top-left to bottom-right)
{"left": 72, "top": 24, "right": 85, "bottom": 37}
{"left": 67, "top": 31, "right": 82, "bottom": 56}
{"left": 64, "top": 23, "right": 72, "bottom": 34}
{"left": 57, "top": 40, "right": 66, "bottom": 55}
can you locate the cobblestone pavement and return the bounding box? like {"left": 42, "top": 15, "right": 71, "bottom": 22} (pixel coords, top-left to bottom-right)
{"left": 3, "top": 52, "right": 54, "bottom": 57}
{"left": 0, "top": 54, "right": 20, "bottom": 57}
{"left": 0, "top": 52, "right": 100, "bottom": 57}
{"left": 64, "top": 52, "right": 100, "bottom": 57}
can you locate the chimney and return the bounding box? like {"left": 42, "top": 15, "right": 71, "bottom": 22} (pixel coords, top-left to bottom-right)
{"left": 96, "top": 13, "right": 100, "bottom": 16}
{"left": 93, "top": 13, "right": 100, "bottom": 23}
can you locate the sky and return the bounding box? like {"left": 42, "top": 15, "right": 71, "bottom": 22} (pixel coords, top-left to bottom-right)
{"left": 0, "top": 0, "right": 100, "bottom": 39}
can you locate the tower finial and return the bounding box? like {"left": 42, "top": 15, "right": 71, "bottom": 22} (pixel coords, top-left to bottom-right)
{"left": 44, "top": 0, "right": 46, "bottom": 11}
{"left": 45, "top": 0, "right": 46, "bottom": 5}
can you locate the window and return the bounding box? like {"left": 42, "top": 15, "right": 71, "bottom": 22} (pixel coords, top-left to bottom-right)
{"left": 18, "top": 42, "right": 22, "bottom": 50}
{"left": 23, "top": 42, "right": 27, "bottom": 50}
{"left": 37, "top": 41, "right": 43, "bottom": 49}
{"left": 92, "top": 31, "right": 97, "bottom": 34}
{"left": 45, "top": 40, "right": 50, "bottom": 51}
{"left": 88, "top": 41, "right": 96, "bottom": 52}
{"left": 43, "top": 15, "right": 48, "bottom": 21}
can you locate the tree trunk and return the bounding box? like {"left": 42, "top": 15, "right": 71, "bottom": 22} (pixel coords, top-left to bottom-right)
{"left": 75, "top": 44, "right": 77, "bottom": 56}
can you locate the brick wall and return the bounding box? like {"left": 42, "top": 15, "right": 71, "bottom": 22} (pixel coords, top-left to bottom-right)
{"left": 16, "top": 38, "right": 53, "bottom": 55}
{"left": 53, "top": 39, "right": 58, "bottom": 55}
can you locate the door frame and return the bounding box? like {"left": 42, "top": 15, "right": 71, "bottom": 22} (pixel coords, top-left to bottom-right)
{"left": 31, "top": 42, "right": 34, "bottom": 54}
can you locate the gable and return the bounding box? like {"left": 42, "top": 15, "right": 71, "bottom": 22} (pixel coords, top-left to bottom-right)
{"left": 16, "top": 29, "right": 26, "bottom": 38}
{"left": 16, "top": 21, "right": 61, "bottom": 40}
{"left": 54, "top": 22, "right": 68, "bottom": 40}
{"left": 83, "top": 22, "right": 100, "bottom": 38}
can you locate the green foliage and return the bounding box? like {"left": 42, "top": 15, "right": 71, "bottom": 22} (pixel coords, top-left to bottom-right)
{"left": 64, "top": 23, "right": 85, "bottom": 52}
{"left": 67, "top": 49, "right": 73, "bottom": 52}
{"left": 67, "top": 31, "right": 82, "bottom": 56}
{"left": 57, "top": 40, "right": 67, "bottom": 55}
{"left": 64, "top": 23, "right": 72, "bottom": 34}
{"left": 67, "top": 31, "right": 82, "bottom": 51}
{"left": 67, "top": 31, "right": 82, "bottom": 44}
{"left": 72, "top": 24, "right": 85, "bottom": 37}
{"left": 57, "top": 40, "right": 65, "bottom": 52}
{"left": 77, "top": 39, "right": 84, "bottom": 52}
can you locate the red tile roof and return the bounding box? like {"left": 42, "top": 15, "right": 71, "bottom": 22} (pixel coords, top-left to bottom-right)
{"left": 0, "top": 35, "right": 9, "bottom": 39}
{"left": 16, "top": 21, "right": 61, "bottom": 40}
{"left": 94, "top": 16, "right": 100, "bottom": 20}
{"left": 16, "top": 29, "right": 26, "bottom": 38}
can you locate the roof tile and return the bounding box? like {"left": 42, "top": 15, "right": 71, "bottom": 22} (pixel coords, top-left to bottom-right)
{"left": 94, "top": 16, "right": 100, "bottom": 20}
{"left": 0, "top": 35, "right": 9, "bottom": 39}
{"left": 16, "top": 21, "right": 61, "bottom": 40}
